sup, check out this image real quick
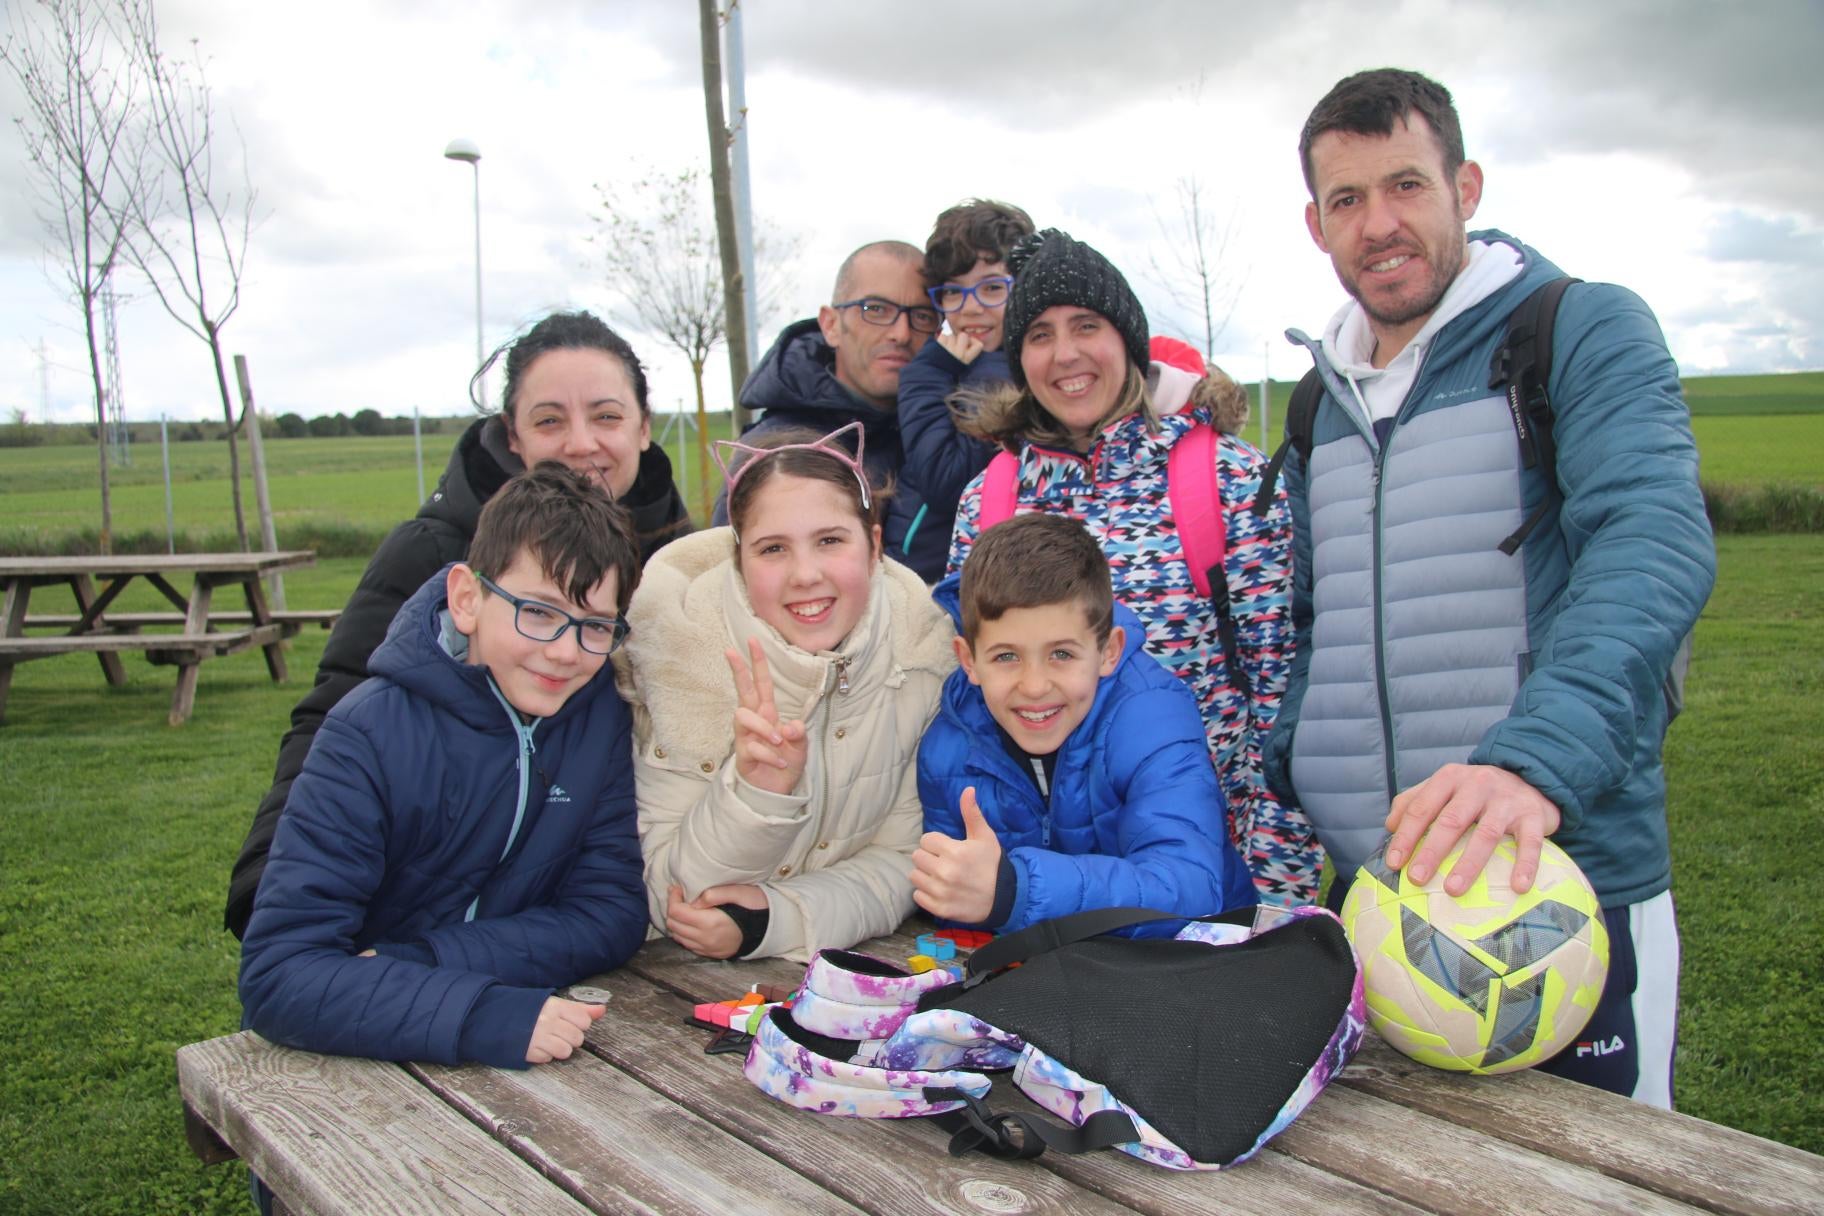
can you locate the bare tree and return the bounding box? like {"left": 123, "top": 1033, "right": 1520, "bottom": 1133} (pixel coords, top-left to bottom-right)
{"left": 592, "top": 166, "right": 796, "bottom": 518}
{"left": 698, "top": 0, "right": 750, "bottom": 429}
{"left": 112, "top": 0, "right": 257, "bottom": 549}
{"left": 2, "top": 0, "right": 144, "bottom": 553}
{"left": 1147, "top": 176, "right": 1249, "bottom": 360}
{"left": 1145, "top": 74, "right": 1249, "bottom": 360}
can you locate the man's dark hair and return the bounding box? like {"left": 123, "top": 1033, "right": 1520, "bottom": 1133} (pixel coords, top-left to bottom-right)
{"left": 960, "top": 513, "right": 1113, "bottom": 645}
{"left": 923, "top": 199, "right": 1036, "bottom": 287}
{"left": 468, "top": 462, "right": 641, "bottom": 614}
{"left": 1298, "top": 68, "right": 1465, "bottom": 197}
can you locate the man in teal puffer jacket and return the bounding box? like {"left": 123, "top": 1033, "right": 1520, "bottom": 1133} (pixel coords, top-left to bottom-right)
{"left": 1268, "top": 68, "right": 1715, "bottom": 1107}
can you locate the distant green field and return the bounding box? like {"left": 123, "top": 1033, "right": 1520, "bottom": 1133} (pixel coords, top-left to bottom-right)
{"left": 0, "top": 422, "right": 732, "bottom": 545}
{"left": 1682, "top": 370, "right": 1824, "bottom": 416}
{"left": 1692, "top": 415, "right": 1824, "bottom": 486}
{"left": 0, "top": 374, "right": 1817, "bottom": 550}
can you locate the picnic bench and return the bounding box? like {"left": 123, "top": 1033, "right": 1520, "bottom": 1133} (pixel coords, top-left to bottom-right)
{"left": 176, "top": 922, "right": 1824, "bottom": 1216}
{"left": 0, "top": 551, "right": 319, "bottom": 726}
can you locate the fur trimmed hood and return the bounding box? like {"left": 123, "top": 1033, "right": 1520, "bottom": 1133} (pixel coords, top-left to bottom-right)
{"left": 961, "top": 359, "right": 1248, "bottom": 448}
{"left": 614, "top": 527, "right": 955, "bottom": 761}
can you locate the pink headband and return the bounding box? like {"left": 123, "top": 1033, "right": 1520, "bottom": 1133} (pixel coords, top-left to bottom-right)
{"left": 713, "top": 421, "right": 872, "bottom": 513}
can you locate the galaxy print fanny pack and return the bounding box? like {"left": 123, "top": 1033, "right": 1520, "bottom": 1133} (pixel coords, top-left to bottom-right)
{"left": 744, "top": 905, "right": 1366, "bottom": 1171}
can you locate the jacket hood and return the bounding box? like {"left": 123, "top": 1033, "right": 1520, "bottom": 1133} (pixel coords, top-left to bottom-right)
{"left": 419, "top": 416, "right": 516, "bottom": 535}
{"left": 962, "top": 359, "right": 1243, "bottom": 448}
{"left": 616, "top": 527, "right": 954, "bottom": 759}
{"left": 369, "top": 564, "right": 612, "bottom": 733}
{"left": 741, "top": 319, "right": 901, "bottom": 444}
{"left": 1288, "top": 230, "right": 1565, "bottom": 386}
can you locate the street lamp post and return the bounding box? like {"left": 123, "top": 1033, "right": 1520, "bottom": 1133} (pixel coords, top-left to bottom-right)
{"left": 443, "top": 138, "right": 484, "bottom": 395}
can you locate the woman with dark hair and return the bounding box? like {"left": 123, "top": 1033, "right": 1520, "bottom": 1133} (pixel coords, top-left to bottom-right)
{"left": 224, "top": 311, "right": 691, "bottom": 939}
{"left": 947, "top": 230, "right": 1318, "bottom": 908}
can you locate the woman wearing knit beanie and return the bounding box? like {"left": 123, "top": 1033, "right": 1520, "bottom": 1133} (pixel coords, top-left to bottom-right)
{"left": 945, "top": 229, "right": 1319, "bottom": 909}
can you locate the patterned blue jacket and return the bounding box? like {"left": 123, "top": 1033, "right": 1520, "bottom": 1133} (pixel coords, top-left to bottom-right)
{"left": 239, "top": 568, "right": 646, "bottom": 1067}
{"left": 1264, "top": 232, "right": 1715, "bottom": 906}
{"left": 947, "top": 392, "right": 1316, "bottom": 905}
{"left": 919, "top": 593, "right": 1256, "bottom": 932}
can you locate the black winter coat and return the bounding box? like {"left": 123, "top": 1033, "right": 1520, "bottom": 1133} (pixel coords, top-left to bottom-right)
{"left": 720, "top": 319, "right": 948, "bottom": 582}
{"left": 223, "top": 416, "right": 691, "bottom": 938}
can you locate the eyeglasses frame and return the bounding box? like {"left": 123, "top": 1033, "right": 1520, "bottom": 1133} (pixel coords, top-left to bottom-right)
{"left": 474, "top": 571, "right": 629, "bottom": 656}
{"left": 926, "top": 275, "right": 1015, "bottom": 314}
{"left": 831, "top": 295, "right": 943, "bottom": 335}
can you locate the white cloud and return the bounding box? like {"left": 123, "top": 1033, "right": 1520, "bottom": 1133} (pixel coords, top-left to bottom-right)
{"left": 2, "top": 0, "right": 1818, "bottom": 426}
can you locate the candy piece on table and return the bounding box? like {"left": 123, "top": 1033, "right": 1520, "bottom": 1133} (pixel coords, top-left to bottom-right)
{"left": 906, "top": 953, "right": 936, "bottom": 973}
{"left": 755, "top": 983, "right": 794, "bottom": 1003}
{"left": 736, "top": 992, "right": 765, "bottom": 1008}
{"left": 692, "top": 1002, "right": 735, "bottom": 1028}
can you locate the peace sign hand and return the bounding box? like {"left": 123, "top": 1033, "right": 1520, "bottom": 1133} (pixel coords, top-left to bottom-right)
{"left": 726, "top": 637, "right": 808, "bottom": 795}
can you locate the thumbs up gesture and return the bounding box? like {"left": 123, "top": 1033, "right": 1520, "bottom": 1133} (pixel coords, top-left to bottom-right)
{"left": 910, "top": 786, "right": 1002, "bottom": 924}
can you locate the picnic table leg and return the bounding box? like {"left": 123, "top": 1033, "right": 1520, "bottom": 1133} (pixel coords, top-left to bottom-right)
{"left": 73, "top": 575, "right": 128, "bottom": 687}
{"left": 242, "top": 575, "right": 288, "bottom": 683}
{"left": 0, "top": 579, "right": 26, "bottom": 724}
{"left": 169, "top": 579, "right": 215, "bottom": 727}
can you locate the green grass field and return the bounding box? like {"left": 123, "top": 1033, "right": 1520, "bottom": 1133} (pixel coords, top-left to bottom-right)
{"left": 3, "top": 370, "right": 1817, "bottom": 550}
{"left": 0, "top": 536, "right": 1820, "bottom": 1212}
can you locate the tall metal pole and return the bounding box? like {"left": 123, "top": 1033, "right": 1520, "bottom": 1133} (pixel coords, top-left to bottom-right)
{"left": 726, "top": 1, "right": 759, "bottom": 373}
{"left": 444, "top": 139, "right": 485, "bottom": 399}
{"left": 160, "top": 414, "right": 175, "bottom": 555}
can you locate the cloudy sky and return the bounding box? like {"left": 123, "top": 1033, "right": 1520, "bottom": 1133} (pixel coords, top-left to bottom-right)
{"left": 3, "top": 0, "right": 1821, "bottom": 425}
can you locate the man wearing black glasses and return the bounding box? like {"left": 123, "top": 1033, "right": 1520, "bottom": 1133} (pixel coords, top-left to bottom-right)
{"left": 725, "top": 241, "right": 949, "bottom": 579}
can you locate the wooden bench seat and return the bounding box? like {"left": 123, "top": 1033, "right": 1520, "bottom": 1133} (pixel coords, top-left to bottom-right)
{"left": 0, "top": 625, "right": 290, "bottom": 662}
{"left": 22, "top": 609, "right": 340, "bottom": 632}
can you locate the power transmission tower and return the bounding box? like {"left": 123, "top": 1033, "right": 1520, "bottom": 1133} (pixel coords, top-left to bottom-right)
{"left": 102, "top": 283, "right": 130, "bottom": 466}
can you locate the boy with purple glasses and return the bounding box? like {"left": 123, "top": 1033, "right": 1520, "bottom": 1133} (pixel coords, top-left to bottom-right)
{"left": 897, "top": 200, "right": 1036, "bottom": 578}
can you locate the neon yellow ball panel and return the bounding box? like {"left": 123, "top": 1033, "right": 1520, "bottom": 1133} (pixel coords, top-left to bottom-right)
{"left": 1341, "top": 837, "right": 1609, "bottom": 1074}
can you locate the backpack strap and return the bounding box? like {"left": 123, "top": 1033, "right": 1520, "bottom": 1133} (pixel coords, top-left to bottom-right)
{"left": 1167, "top": 424, "right": 1223, "bottom": 600}
{"left": 978, "top": 450, "right": 1019, "bottom": 531}
{"left": 1169, "top": 422, "right": 1251, "bottom": 702}
{"left": 1490, "top": 276, "right": 1577, "bottom": 555}
{"left": 1251, "top": 366, "right": 1323, "bottom": 518}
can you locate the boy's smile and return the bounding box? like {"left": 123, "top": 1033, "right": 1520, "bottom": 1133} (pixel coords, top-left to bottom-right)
{"left": 957, "top": 601, "right": 1124, "bottom": 757}
{"left": 448, "top": 553, "right": 619, "bottom": 720}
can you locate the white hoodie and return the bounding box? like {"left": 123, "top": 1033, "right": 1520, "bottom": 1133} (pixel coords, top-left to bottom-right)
{"left": 1319, "top": 238, "right": 1524, "bottom": 428}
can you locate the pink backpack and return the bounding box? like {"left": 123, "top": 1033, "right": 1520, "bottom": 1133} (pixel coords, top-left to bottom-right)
{"left": 977, "top": 423, "right": 1249, "bottom": 696}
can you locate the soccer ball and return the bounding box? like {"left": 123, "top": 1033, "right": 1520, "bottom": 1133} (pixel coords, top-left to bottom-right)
{"left": 1340, "top": 836, "right": 1609, "bottom": 1074}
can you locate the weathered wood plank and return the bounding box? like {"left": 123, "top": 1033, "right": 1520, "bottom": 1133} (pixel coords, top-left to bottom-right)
{"left": 0, "top": 630, "right": 271, "bottom": 656}
{"left": 71, "top": 573, "right": 127, "bottom": 685}
{"left": 176, "top": 1032, "right": 590, "bottom": 1215}
{"left": 412, "top": 1052, "right": 864, "bottom": 1216}
{"left": 23, "top": 609, "right": 340, "bottom": 630}
{"left": 1340, "top": 1035, "right": 1824, "bottom": 1216}
{"left": 577, "top": 967, "right": 1143, "bottom": 1216}
{"left": 1271, "top": 1081, "right": 1707, "bottom": 1214}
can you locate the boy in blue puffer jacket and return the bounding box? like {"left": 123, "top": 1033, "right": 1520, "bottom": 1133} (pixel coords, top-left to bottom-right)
{"left": 912, "top": 513, "right": 1255, "bottom": 935}
{"left": 239, "top": 464, "right": 647, "bottom": 1071}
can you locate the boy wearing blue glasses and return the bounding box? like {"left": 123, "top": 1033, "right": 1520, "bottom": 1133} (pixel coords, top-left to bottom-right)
{"left": 239, "top": 463, "right": 647, "bottom": 1074}
{"left": 898, "top": 199, "right": 1035, "bottom": 566}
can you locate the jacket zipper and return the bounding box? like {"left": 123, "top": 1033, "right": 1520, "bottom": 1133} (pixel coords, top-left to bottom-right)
{"left": 470, "top": 678, "right": 541, "bottom": 922}
{"left": 1335, "top": 369, "right": 1403, "bottom": 806}
{"left": 833, "top": 655, "right": 852, "bottom": 696}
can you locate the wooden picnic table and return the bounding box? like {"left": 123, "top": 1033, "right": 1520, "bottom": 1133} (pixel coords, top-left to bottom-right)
{"left": 0, "top": 551, "right": 318, "bottom": 726}
{"left": 177, "top": 921, "right": 1824, "bottom": 1216}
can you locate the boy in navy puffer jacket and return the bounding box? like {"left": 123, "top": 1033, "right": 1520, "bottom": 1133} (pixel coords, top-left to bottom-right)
{"left": 912, "top": 514, "right": 1255, "bottom": 935}
{"left": 239, "top": 464, "right": 647, "bottom": 1070}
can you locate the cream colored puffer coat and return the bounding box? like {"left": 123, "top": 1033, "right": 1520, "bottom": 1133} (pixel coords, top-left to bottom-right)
{"left": 614, "top": 528, "right": 955, "bottom": 961}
